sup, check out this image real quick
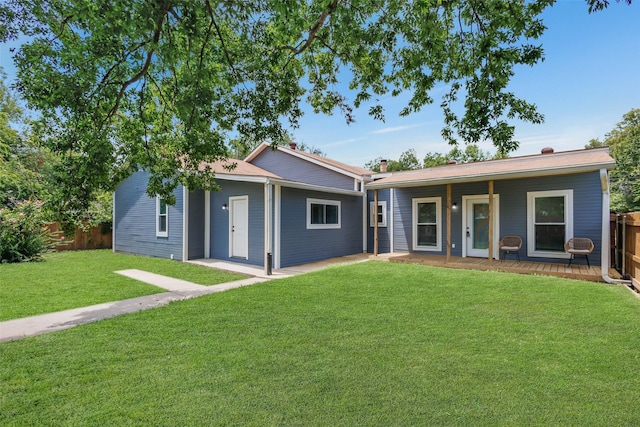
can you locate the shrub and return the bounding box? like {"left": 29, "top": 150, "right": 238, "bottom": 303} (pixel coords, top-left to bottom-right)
{"left": 0, "top": 199, "right": 60, "bottom": 263}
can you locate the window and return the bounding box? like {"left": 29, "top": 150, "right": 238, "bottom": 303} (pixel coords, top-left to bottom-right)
{"left": 527, "top": 190, "right": 573, "bottom": 258}
{"left": 369, "top": 201, "right": 387, "bottom": 227}
{"left": 156, "top": 196, "right": 168, "bottom": 237}
{"left": 307, "top": 198, "right": 341, "bottom": 229}
{"left": 412, "top": 197, "right": 442, "bottom": 251}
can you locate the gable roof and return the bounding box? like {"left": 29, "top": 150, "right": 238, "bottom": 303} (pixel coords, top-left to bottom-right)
{"left": 191, "top": 157, "right": 364, "bottom": 196}
{"left": 245, "top": 142, "right": 372, "bottom": 179}
{"left": 367, "top": 147, "right": 615, "bottom": 189}
{"left": 195, "top": 158, "right": 281, "bottom": 179}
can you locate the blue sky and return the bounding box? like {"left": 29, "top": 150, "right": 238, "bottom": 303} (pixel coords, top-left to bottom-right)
{"left": 1, "top": 1, "right": 638, "bottom": 168}
{"left": 293, "top": 0, "right": 640, "bottom": 167}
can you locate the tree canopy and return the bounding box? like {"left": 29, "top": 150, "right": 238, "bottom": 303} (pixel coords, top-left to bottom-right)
{"left": 586, "top": 108, "right": 640, "bottom": 212}
{"left": 0, "top": 0, "right": 631, "bottom": 214}
{"left": 0, "top": 69, "right": 111, "bottom": 230}
{"left": 365, "top": 144, "right": 496, "bottom": 172}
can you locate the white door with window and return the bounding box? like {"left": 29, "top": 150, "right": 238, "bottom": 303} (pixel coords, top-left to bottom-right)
{"left": 229, "top": 196, "right": 248, "bottom": 259}
{"left": 463, "top": 195, "right": 500, "bottom": 259}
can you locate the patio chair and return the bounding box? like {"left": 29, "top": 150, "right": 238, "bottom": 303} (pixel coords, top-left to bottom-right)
{"left": 564, "top": 238, "right": 594, "bottom": 267}
{"left": 499, "top": 236, "right": 522, "bottom": 262}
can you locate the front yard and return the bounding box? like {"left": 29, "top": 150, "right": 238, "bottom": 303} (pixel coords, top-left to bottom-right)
{"left": 1, "top": 260, "right": 639, "bottom": 425}
{"left": 0, "top": 250, "right": 246, "bottom": 321}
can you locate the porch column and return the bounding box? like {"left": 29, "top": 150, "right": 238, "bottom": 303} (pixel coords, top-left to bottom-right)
{"left": 446, "top": 184, "right": 451, "bottom": 263}
{"left": 182, "top": 186, "right": 189, "bottom": 262}
{"left": 374, "top": 189, "right": 379, "bottom": 256}
{"left": 488, "top": 180, "right": 494, "bottom": 266}
{"left": 204, "top": 190, "right": 210, "bottom": 258}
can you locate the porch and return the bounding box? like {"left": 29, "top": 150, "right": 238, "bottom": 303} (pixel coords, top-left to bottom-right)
{"left": 372, "top": 253, "right": 624, "bottom": 283}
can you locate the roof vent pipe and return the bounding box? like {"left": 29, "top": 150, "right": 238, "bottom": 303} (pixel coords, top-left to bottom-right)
{"left": 541, "top": 147, "right": 554, "bottom": 154}
{"left": 380, "top": 159, "right": 387, "bottom": 173}
{"left": 289, "top": 142, "right": 297, "bottom": 150}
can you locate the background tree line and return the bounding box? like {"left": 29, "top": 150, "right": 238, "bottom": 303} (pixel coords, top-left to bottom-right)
{"left": 363, "top": 108, "right": 639, "bottom": 213}
{"left": 365, "top": 144, "right": 506, "bottom": 172}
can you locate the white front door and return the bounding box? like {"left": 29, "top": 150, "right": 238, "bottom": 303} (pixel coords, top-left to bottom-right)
{"left": 463, "top": 195, "right": 500, "bottom": 259}
{"left": 229, "top": 196, "right": 248, "bottom": 259}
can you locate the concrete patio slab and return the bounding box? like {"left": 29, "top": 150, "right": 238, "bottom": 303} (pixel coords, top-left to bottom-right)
{"left": 188, "top": 253, "right": 371, "bottom": 277}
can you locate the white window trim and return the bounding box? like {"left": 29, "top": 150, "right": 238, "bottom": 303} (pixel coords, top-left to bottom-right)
{"left": 369, "top": 200, "right": 388, "bottom": 228}
{"left": 412, "top": 197, "right": 442, "bottom": 252}
{"left": 306, "top": 198, "right": 341, "bottom": 229}
{"left": 527, "top": 189, "right": 573, "bottom": 259}
{"left": 156, "top": 196, "right": 168, "bottom": 237}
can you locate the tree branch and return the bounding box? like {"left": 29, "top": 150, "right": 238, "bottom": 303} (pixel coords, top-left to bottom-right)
{"left": 106, "top": 3, "right": 169, "bottom": 119}
{"left": 207, "top": 0, "right": 242, "bottom": 82}
{"left": 282, "top": 0, "right": 340, "bottom": 55}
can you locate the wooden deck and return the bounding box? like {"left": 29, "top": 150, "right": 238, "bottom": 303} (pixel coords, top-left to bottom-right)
{"left": 372, "top": 253, "right": 624, "bottom": 283}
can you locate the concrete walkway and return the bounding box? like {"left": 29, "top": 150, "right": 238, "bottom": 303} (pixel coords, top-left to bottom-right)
{"left": 0, "top": 274, "right": 266, "bottom": 343}
{"left": 0, "top": 254, "right": 370, "bottom": 343}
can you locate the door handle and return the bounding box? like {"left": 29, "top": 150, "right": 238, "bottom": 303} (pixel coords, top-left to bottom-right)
{"left": 466, "top": 227, "right": 470, "bottom": 237}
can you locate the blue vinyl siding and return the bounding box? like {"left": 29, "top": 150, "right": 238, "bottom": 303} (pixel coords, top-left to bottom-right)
{"left": 252, "top": 148, "right": 355, "bottom": 190}
{"left": 114, "top": 171, "right": 184, "bottom": 260}
{"left": 209, "top": 181, "right": 265, "bottom": 266}
{"left": 188, "top": 189, "right": 205, "bottom": 260}
{"left": 391, "top": 171, "right": 603, "bottom": 264}
{"left": 393, "top": 185, "right": 448, "bottom": 255}
{"left": 493, "top": 172, "right": 603, "bottom": 264}
{"left": 279, "top": 187, "right": 363, "bottom": 267}
{"left": 367, "top": 189, "right": 391, "bottom": 253}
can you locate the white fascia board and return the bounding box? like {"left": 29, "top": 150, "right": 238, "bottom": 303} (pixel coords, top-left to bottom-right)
{"left": 214, "top": 174, "right": 270, "bottom": 184}
{"left": 276, "top": 146, "right": 366, "bottom": 180}
{"left": 269, "top": 178, "right": 365, "bottom": 197}
{"left": 365, "top": 162, "right": 616, "bottom": 190}
{"left": 246, "top": 142, "right": 368, "bottom": 181}
{"left": 371, "top": 172, "right": 392, "bottom": 179}
{"left": 243, "top": 142, "right": 270, "bottom": 162}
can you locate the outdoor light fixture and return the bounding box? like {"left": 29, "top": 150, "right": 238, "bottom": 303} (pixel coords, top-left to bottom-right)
{"left": 222, "top": 203, "right": 228, "bottom": 211}
{"left": 452, "top": 202, "right": 458, "bottom": 211}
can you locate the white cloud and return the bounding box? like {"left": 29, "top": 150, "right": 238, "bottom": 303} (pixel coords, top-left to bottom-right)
{"left": 370, "top": 124, "right": 424, "bottom": 134}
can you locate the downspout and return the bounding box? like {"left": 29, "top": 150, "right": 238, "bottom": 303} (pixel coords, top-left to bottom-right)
{"left": 600, "top": 168, "right": 632, "bottom": 285}
{"left": 274, "top": 184, "right": 281, "bottom": 269}
{"left": 112, "top": 191, "right": 116, "bottom": 253}
{"left": 374, "top": 189, "right": 379, "bottom": 256}
{"left": 390, "top": 188, "right": 394, "bottom": 253}
{"left": 361, "top": 179, "right": 367, "bottom": 254}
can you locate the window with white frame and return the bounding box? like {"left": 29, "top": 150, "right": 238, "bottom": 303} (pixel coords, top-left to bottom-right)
{"left": 412, "top": 197, "right": 441, "bottom": 251}
{"left": 369, "top": 201, "right": 387, "bottom": 227}
{"left": 156, "top": 196, "right": 168, "bottom": 237}
{"left": 307, "top": 198, "right": 341, "bottom": 229}
{"left": 527, "top": 190, "right": 573, "bottom": 258}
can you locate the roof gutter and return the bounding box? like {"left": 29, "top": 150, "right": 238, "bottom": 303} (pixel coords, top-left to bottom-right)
{"left": 366, "top": 162, "right": 615, "bottom": 190}
{"left": 600, "top": 168, "right": 632, "bottom": 286}
{"left": 268, "top": 178, "right": 365, "bottom": 197}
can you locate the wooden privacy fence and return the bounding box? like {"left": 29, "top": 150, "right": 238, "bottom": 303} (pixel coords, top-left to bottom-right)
{"left": 612, "top": 212, "right": 640, "bottom": 288}
{"left": 46, "top": 223, "right": 112, "bottom": 251}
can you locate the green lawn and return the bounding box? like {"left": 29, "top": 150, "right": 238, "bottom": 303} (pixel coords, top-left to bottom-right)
{"left": 1, "top": 261, "right": 639, "bottom": 425}
{"left": 0, "top": 250, "right": 247, "bottom": 321}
